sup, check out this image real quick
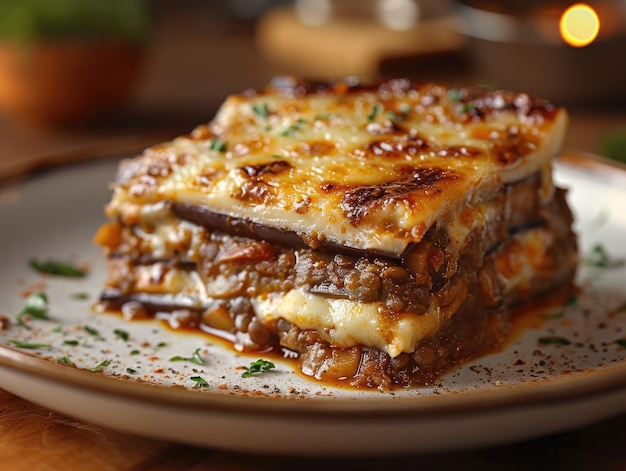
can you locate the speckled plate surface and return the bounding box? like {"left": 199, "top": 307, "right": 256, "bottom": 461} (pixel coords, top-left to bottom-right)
{"left": 0, "top": 151, "right": 625, "bottom": 456}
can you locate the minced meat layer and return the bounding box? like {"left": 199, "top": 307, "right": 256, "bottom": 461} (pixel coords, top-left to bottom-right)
{"left": 99, "top": 177, "right": 577, "bottom": 389}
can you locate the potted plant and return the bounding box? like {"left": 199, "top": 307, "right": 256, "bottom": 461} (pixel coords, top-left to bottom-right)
{"left": 0, "top": 0, "right": 151, "bottom": 125}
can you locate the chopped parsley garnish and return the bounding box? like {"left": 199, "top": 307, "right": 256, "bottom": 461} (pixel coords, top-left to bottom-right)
{"left": 541, "top": 310, "right": 566, "bottom": 320}
{"left": 447, "top": 89, "right": 463, "bottom": 102}
{"left": 71, "top": 292, "right": 90, "bottom": 300}
{"left": 16, "top": 291, "right": 49, "bottom": 328}
{"left": 314, "top": 113, "right": 333, "bottom": 121}
{"left": 241, "top": 358, "right": 276, "bottom": 378}
{"left": 367, "top": 103, "right": 383, "bottom": 122}
{"left": 84, "top": 325, "right": 104, "bottom": 340}
{"left": 63, "top": 339, "right": 79, "bottom": 346}
{"left": 538, "top": 336, "right": 572, "bottom": 346}
{"left": 90, "top": 359, "right": 111, "bottom": 372}
{"left": 584, "top": 243, "right": 613, "bottom": 267}
{"left": 601, "top": 130, "right": 626, "bottom": 164}
{"left": 126, "top": 368, "right": 138, "bottom": 375}
{"left": 156, "top": 341, "right": 168, "bottom": 348}
{"left": 130, "top": 349, "right": 141, "bottom": 356}
{"left": 209, "top": 137, "right": 227, "bottom": 152}
{"left": 114, "top": 328, "right": 130, "bottom": 342}
{"left": 252, "top": 102, "right": 270, "bottom": 119}
{"left": 459, "top": 102, "right": 475, "bottom": 114}
{"left": 169, "top": 347, "right": 204, "bottom": 365}
{"left": 190, "top": 376, "right": 210, "bottom": 388}
{"left": 29, "top": 259, "right": 87, "bottom": 277}
{"left": 279, "top": 118, "right": 307, "bottom": 137}
{"left": 543, "top": 294, "right": 577, "bottom": 319}
{"left": 9, "top": 339, "right": 51, "bottom": 350}
{"left": 58, "top": 356, "right": 75, "bottom": 366}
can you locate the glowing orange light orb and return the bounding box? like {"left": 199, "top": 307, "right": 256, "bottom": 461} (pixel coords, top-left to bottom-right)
{"left": 559, "top": 3, "right": 600, "bottom": 47}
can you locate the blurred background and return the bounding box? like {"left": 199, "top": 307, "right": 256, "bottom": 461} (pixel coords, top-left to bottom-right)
{"left": 0, "top": 0, "right": 625, "bottom": 180}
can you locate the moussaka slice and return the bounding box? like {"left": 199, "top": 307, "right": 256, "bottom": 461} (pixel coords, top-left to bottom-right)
{"left": 95, "top": 77, "right": 577, "bottom": 389}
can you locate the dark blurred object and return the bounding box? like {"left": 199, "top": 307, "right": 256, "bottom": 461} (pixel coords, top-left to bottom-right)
{"left": 0, "top": 0, "right": 150, "bottom": 127}
{"left": 256, "top": 0, "right": 464, "bottom": 79}
{"left": 455, "top": 0, "right": 626, "bottom": 104}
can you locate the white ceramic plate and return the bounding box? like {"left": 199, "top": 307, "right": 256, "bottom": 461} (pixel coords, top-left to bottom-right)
{"left": 0, "top": 151, "right": 625, "bottom": 457}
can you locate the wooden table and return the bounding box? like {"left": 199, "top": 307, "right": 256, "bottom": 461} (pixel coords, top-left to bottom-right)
{"left": 1, "top": 4, "right": 626, "bottom": 470}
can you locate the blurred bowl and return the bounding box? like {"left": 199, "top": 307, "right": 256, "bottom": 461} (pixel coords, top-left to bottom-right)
{"left": 0, "top": 39, "right": 145, "bottom": 126}
{"left": 455, "top": 0, "right": 626, "bottom": 104}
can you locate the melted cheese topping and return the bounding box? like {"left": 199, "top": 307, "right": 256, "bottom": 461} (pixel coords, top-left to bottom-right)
{"left": 107, "top": 77, "right": 568, "bottom": 256}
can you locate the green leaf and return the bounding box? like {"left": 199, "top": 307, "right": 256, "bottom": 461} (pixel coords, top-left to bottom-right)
{"left": 16, "top": 291, "right": 49, "bottom": 328}
{"left": 29, "top": 259, "right": 87, "bottom": 277}
{"left": 169, "top": 347, "right": 204, "bottom": 365}
{"left": 90, "top": 359, "right": 111, "bottom": 372}
{"left": 209, "top": 137, "right": 226, "bottom": 153}
{"left": 190, "top": 376, "right": 210, "bottom": 388}
{"left": 601, "top": 130, "right": 626, "bottom": 164}
{"left": 241, "top": 359, "right": 275, "bottom": 378}
{"left": 114, "top": 328, "right": 130, "bottom": 342}
{"left": 252, "top": 102, "right": 270, "bottom": 119}
{"left": 538, "top": 336, "right": 571, "bottom": 346}
{"left": 58, "top": 356, "right": 75, "bottom": 366}
{"left": 63, "top": 339, "right": 79, "bottom": 346}
{"left": 9, "top": 339, "right": 51, "bottom": 350}
{"left": 584, "top": 243, "right": 612, "bottom": 267}
{"left": 367, "top": 103, "right": 383, "bottom": 122}
{"left": 84, "top": 325, "right": 104, "bottom": 340}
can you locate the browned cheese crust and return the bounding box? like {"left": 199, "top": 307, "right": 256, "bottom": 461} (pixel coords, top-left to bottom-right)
{"left": 96, "top": 77, "right": 577, "bottom": 389}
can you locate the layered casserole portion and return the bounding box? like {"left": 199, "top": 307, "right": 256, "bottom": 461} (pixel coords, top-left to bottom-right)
{"left": 96, "top": 77, "right": 577, "bottom": 389}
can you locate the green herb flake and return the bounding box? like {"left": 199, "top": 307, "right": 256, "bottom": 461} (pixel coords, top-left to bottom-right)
{"left": 538, "top": 336, "right": 572, "bottom": 346}
{"left": 51, "top": 325, "right": 63, "bottom": 333}
{"left": 459, "top": 102, "right": 475, "bottom": 114}
{"left": 190, "top": 376, "right": 210, "bottom": 388}
{"left": 126, "top": 368, "right": 138, "bottom": 375}
{"left": 71, "top": 292, "right": 90, "bottom": 300}
{"left": 447, "top": 89, "right": 463, "bottom": 102}
{"left": 615, "top": 339, "right": 626, "bottom": 349}
{"left": 169, "top": 347, "right": 204, "bottom": 365}
{"left": 29, "top": 259, "right": 87, "bottom": 278}
{"left": 367, "top": 103, "right": 383, "bottom": 122}
{"left": 314, "top": 113, "right": 333, "bottom": 121}
{"left": 252, "top": 102, "right": 270, "bottom": 119}
{"left": 63, "top": 339, "right": 79, "bottom": 346}
{"left": 241, "top": 358, "right": 276, "bottom": 378}
{"left": 209, "top": 137, "right": 227, "bottom": 153}
{"left": 9, "top": 339, "right": 51, "bottom": 350}
{"left": 58, "top": 356, "right": 75, "bottom": 366}
{"left": 90, "top": 359, "right": 111, "bottom": 372}
{"left": 114, "top": 328, "right": 130, "bottom": 342}
{"left": 584, "top": 243, "right": 612, "bottom": 267}
{"left": 16, "top": 291, "right": 49, "bottom": 328}
{"left": 279, "top": 122, "right": 304, "bottom": 137}
{"left": 601, "top": 130, "right": 626, "bottom": 164}
{"left": 130, "top": 349, "right": 141, "bottom": 356}
{"left": 564, "top": 294, "right": 578, "bottom": 307}
{"left": 541, "top": 310, "right": 565, "bottom": 320}
{"left": 84, "top": 325, "right": 105, "bottom": 341}
{"left": 156, "top": 341, "right": 168, "bottom": 348}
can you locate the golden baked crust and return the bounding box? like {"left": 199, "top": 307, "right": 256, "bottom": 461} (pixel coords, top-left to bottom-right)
{"left": 97, "top": 77, "right": 576, "bottom": 389}
{"left": 107, "top": 76, "right": 567, "bottom": 257}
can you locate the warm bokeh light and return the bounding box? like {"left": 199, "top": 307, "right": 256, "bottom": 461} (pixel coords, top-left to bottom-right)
{"left": 559, "top": 3, "right": 600, "bottom": 47}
